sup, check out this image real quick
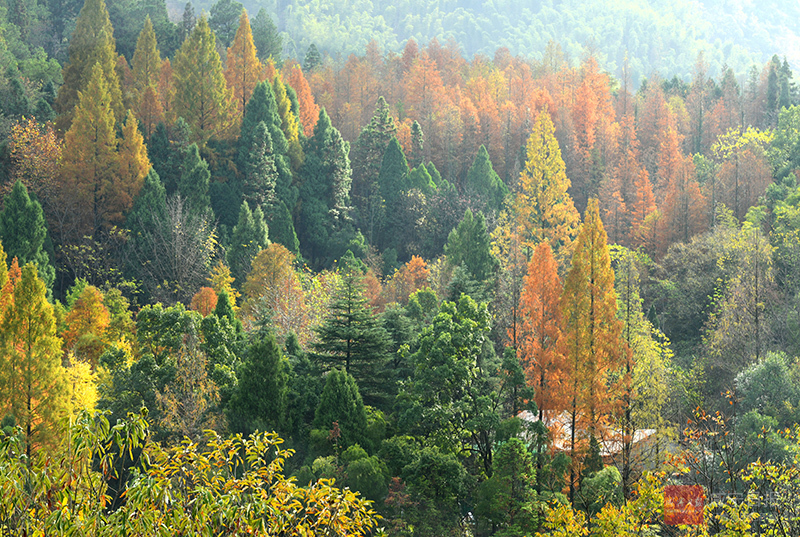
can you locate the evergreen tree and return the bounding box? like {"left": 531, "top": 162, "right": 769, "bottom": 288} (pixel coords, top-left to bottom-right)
{"left": 251, "top": 8, "right": 282, "bottom": 62}
{"left": 179, "top": 2, "right": 196, "bottom": 42}
{"left": 350, "top": 96, "right": 397, "bottom": 241}
{"left": 208, "top": 0, "right": 243, "bottom": 48}
{"left": 410, "top": 119, "right": 424, "bottom": 167}
{"left": 178, "top": 143, "right": 212, "bottom": 216}
{"left": 313, "top": 266, "right": 391, "bottom": 407}
{"left": 377, "top": 136, "right": 409, "bottom": 252}
{"left": 127, "top": 168, "right": 167, "bottom": 241}
{"left": 465, "top": 145, "right": 508, "bottom": 215}
{"left": 226, "top": 331, "right": 288, "bottom": 435}
{"left": 311, "top": 368, "right": 369, "bottom": 451}
{"left": 242, "top": 121, "right": 278, "bottom": 209}
{"left": 297, "top": 108, "right": 354, "bottom": 267}
{"left": 444, "top": 209, "right": 498, "bottom": 283}
{"left": 0, "top": 182, "right": 54, "bottom": 291}
{"left": 266, "top": 200, "right": 299, "bottom": 254}
{"left": 55, "top": 0, "right": 124, "bottom": 133}
{"left": 303, "top": 43, "right": 321, "bottom": 71}
{"left": 0, "top": 263, "right": 65, "bottom": 458}
{"left": 227, "top": 201, "right": 269, "bottom": 287}
{"left": 224, "top": 9, "right": 263, "bottom": 117}
{"left": 173, "top": 15, "right": 234, "bottom": 145}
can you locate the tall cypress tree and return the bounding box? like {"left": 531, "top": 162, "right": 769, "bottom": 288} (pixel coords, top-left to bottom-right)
{"left": 242, "top": 121, "right": 278, "bottom": 209}
{"left": 55, "top": 0, "right": 124, "bottom": 133}
{"left": 251, "top": 8, "right": 282, "bottom": 62}
{"left": 1, "top": 263, "right": 66, "bottom": 458}
{"left": 178, "top": 143, "right": 212, "bottom": 217}
{"left": 0, "top": 182, "right": 54, "bottom": 291}
{"left": 227, "top": 201, "right": 269, "bottom": 287}
{"left": 297, "top": 108, "right": 353, "bottom": 267}
{"left": 465, "top": 145, "right": 509, "bottom": 215}
{"left": 173, "top": 15, "right": 234, "bottom": 145}
{"left": 377, "top": 136, "right": 409, "bottom": 252}
{"left": 226, "top": 331, "right": 288, "bottom": 435}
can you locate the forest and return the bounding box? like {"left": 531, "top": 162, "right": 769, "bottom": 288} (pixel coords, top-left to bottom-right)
{"left": 3, "top": 0, "right": 800, "bottom": 534}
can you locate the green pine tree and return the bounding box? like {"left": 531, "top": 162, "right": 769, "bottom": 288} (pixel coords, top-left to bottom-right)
{"left": 444, "top": 208, "right": 498, "bottom": 283}
{"left": 178, "top": 143, "right": 212, "bottom": 216}
{"left": 377, "top": 136, "right": 409, "bottom": 252}
{"left": 312, "top": 266, "right": 391, "bottom": 408}
{"left": 465, "top": 145, "right": 509, "bottom": 215}
{"left": 251, "top": 8, "right": 282, "bottom": 61}
{"left": 0, "top": 181, "right": 55, "bottom": 291}
{"left": 227, "top": 201, "right": 269, "bottom": 287}
{"left": 226, "top": 331, "right": 288, "bottom": 435}
{"left": 311, "top": 368, "right": 369, "bottom": 452}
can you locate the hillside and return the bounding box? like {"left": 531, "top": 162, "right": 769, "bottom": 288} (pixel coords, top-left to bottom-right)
{"left": 169, "top": 0, "right": 800, "bottom": 84}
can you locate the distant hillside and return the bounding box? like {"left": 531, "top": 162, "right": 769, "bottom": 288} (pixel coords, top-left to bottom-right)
{"left": 176, "top": 0, "right": 799, "bottom": 85}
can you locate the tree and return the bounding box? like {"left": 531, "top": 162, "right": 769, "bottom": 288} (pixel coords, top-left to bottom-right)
{"left": 514, "top": 111, "right": 580, "bottom": 264}
{"left": 227, "top": 331, "right": 288, "bottom": 436}
{"left": 173, "top": 15, "right": 234, "bottom": 145}
{"left": 60, "top": 62, "right": 118, "bottom": 238}
{"left": 560, "top": 198, "right": 624, "bottom": 500}
{"left": 251, "top": 8, "right": 282, "bottom": 62}
{"left": 273, "top": 76, "right": 303, "bottom": 170}
{"left": 444, "top": 208, "right": 498, "bottom": 283}
{"left": 224, "top": 9, "right": 263, "bottom": 117}
{"left": 242, "top": 243, "right": 307, "bottom": 341}
{"left": 177, "top": 143, "right": 212, "bottom": 217}
{"left": 54, "top": 0, "right": 124, "bottom": 132}
{"left": 351, "top": 96, "right": 397, "bottom": 242}
{"left": 313, "top": 266, "right": 391, "bottom": 407}
{"left": 0, "top": 263, "right": 66, "bottom": 459}
{"left": 227, "top": 201, "right": 269, "bottom": 286}
{"left": 208, "top": 0, "right": 242, "bottom": 48}
{"left": 312, "top": 368, "right": 369, "bottom": 452}
{"left": 297, "top": 108, "right": 354, "bottom": 267}
{"left": 464, "top": 144, "right": 509, "bottom": 215}
{"left": 127, "top": 194, "right": 217, "bottom": 305}
{"left": 0, "top": 181, "right": 54, "bottom": 291}
{"left": 400, "top": 295, "right": 499, "bottom": 476}
{"left": 190, "top": 287, "right": 218, "bottom": 316}
{"left": 287, "top": 65, "right": 319, "bottom": 137}
{"left": 62, "top": 284, "right": 110, "bottom": 367}
{"left": 519, "top": 241, "right": 565, "bottom": 420}
{"left": 377, "top": 136, "right": 409, "bottom": 253}
{"left": 131, "top": 16, "right": 163, "bottom": 136}
{"left": 304, "top": 43, "right": 321, "bottom": 71}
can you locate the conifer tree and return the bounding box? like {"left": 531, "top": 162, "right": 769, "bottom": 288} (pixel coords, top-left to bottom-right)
{"left": 297, "top": 108, "right": 354, "bottom": 267}
{"left": 132, "top": 16, "right": 161, "bottom": 96}
{"left": 351, "top": 97, "right": 397, "bottom": 243}
{"left": 465, "top": 144, "right": 509, "bottom": 215}
{"left": 173, "top": 15, "right": 234, "bottom": 145}
{"left": 0, "top": 263, "right": 66, "bottom": 458}
{"left": 251, "top": 8, "right": 282, "bottom": 62}
{"left": 131, "top": 17, "right": 163, "bottom": 137}
{"left": 116, "top": 110, "right": 152, "bottom": 221}
{"left": 55, "top": 0, "right": 124, "bottom": 133}
{"left": 519, "top": 241, "right": 565, "bottom": 421}
{"left": 228, "top": 201, "right": 269, "bottom": 287}
{"left": 273, "top": 76, "right": 303, "bottom": 170}
{"left": 313, "top": 265, "right": 391, "bottom": 407}
{"left": 224, "top": 9, "right": 263, "bottom": 117}
{"left": 226, "top": 331, "right": 288, "bottom": 435}
{"left": 0, "top": 181, "right": 55, "bottom": 292}
{"left": 286, "top": 65, "right": 319, "bottom": 137}
{"left": 242, "top": 121, "right": 278, "bottom": 209}
{"left": 312, "top": 368, "right": 369, "bottom": 450}
{"left": 377, "top": 136, "right": 409, "bottom": 252}
{"left": 444, "top": 208, "right": 498, "bottom": 283}
{"left": 178, "top": 143, "right": 212, "bottom": 217}
{"left": 304, "top": 43, "right": 321, "bottom": 71}
{"left": 514, "top": 111, "right": 580, "bottom": 264}
{"left": 266, "top": 200, "right": 299, "bottom": 254}
{"left": 560, "top": 198, "right": 624, "bottom": 500}
{"left": 61, "top": 62, "right": 119, "bottom": 237}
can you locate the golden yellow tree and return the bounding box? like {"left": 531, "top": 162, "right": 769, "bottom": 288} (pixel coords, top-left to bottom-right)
{"left": 224, "top": 9, "right": 264, "bottom": 120}
{"left": 514, "top": 111, "right": 581, "bottom": 265}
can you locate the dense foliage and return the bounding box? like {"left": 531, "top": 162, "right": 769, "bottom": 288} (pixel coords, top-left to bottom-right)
{"left": 3, "top": 0, "right": 800, "bottom": 534}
